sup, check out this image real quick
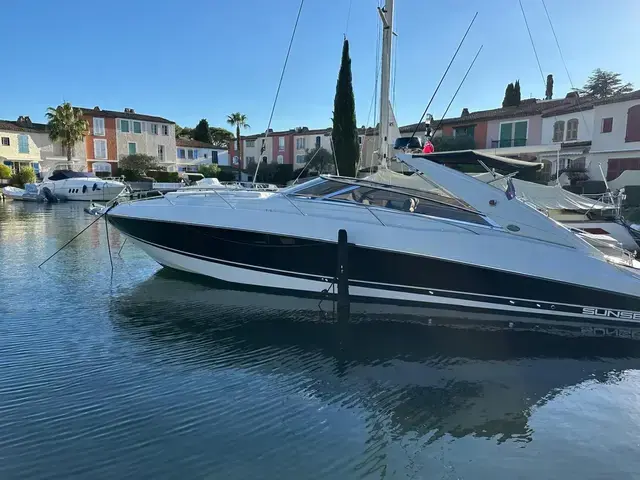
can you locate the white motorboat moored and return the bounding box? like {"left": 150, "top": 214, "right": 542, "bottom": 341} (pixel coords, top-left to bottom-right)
{"left": 39, "top": 170, "right": 126, "bottom": 202}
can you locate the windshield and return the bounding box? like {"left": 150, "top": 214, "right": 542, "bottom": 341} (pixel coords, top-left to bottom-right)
{"left": 48, "top": 170, "right": 93, "bottom": 181}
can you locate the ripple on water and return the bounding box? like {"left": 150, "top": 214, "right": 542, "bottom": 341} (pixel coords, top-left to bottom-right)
{"left": 2, "top": 202, "right": 640, "bottom": 479}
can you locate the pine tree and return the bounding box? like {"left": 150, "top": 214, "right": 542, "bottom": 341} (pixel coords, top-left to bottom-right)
{"left": 578, "top": 69, "right": 633, "bottom": 98}
{"left": 545, "top": 74, "right": 554, "bottom": 100}
{"left": 193, "top": 119, "right": 212, "bottom": 143}
{"left": 331, "top": 39, "right": 359, "bottom": 177}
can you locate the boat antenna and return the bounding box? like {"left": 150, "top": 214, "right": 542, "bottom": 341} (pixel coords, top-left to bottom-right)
{"left": 407, "top": 12, "right": 478, "bottom": 146}
{"left": 253, "top": 0, "right": 305, "bottom": 183}
{"left": 429, "top": 45, "right": 483, "bottom": 140}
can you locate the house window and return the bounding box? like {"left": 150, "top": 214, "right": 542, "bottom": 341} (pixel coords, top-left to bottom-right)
{"left": 296, "top": 154, "right": 306, "bottom": 164}
{"left": 453, "top": 125, "right": 475, "bottom": 138}
{"left": 262, "top": 156, "right": 268, "bottom": 163}
{"left": 18, "top": 135, "right": 29, "bottom": 154}
{"left": 120, "top": 120, "right": 130, "bottom": 132}
{"left": 278, "top": 137, "right": 285, "bottom": 150}
{"left": 498, "top": 121, "right": 528, "bottom": 147}
{"left": 187, "top": 149, "right": 194, "bottom": 160}
{"left": 625, "top": 105, "right": 640, "bottom": 142}
{"left": 158, "top": 145, "right": 165, "bottom": 161}
{"left": 602, "top": 117, "right": 613, "bottom": 133}
{"left": 162, "top": 125, "right": 169, "bottom": 136}
{"left": 296, "top": 137, "right": 305, "bottom": 149}
{"left": 151, "top": 124, "right": 159, "bottom": 135}
{"left": 94, "top": 139, "right": 107, "bottom": 159}
{"left": 566, "top": 119, "right": 579, "bottom": 141}
{"left": 277, "top": 155, "right": 284, "bottom": 164}
{"left": 1, "top": 137, "right": 9, "bottom": 146}
{"left": 315, "top": 136, "right": 321, "bottom": 148}
{"left": 552, "top": 121, "right": 565, "bottom": 142}
{"left": 246, "top": 139, "right": 255, "bottom": 147}
{"left": 93, "top": 117, "right": 105, "bottom": 136}
{"left": 178, "top": 148, "right": 186, "bottom": 159}
{"left": 246, "top": 156, "right": 255, "bottom": 163}
{"left": 128, "top": 142, "right": 136, "bottom": 155}
{"left": 193, "top": 149, "right": 198, "bottom": 159}
{"left": 133, "top": 121, "right": 142, "bottom": 134}
{"left": 212, "top": 151, "right": 219, "bottom": 164}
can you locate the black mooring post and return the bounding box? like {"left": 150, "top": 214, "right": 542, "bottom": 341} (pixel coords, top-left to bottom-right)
{"left": 337, "top": 229, "right": 350, "bottom": 323}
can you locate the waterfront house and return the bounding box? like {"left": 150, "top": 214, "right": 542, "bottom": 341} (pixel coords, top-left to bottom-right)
{"left": 81, "top": 107, "right": 176, "bottom": 174}
{"left": 176, "top": 138, "right": 226, "bottom": 172}
{"left": 0, "top": 116, "right": 85, "bottom": 178}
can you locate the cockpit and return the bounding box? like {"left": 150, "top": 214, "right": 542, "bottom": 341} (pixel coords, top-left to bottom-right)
{"left": 285, "top": 175, "right": 491, "bottom": 226}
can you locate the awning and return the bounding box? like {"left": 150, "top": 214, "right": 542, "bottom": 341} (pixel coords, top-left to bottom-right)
{"left": 414, "top": 150, "right": 543, "bottom": 173}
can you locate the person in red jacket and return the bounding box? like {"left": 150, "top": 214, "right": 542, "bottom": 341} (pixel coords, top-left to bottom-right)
{"left": 422, "top": 136, "right": 434, "bottom": 153}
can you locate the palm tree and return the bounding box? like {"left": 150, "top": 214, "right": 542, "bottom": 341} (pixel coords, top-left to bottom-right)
{"left": 46, "top": 102, "right": 89, "bottom": 167}
{"left": 226, "top": 112, "right": 250, "bottom": 180}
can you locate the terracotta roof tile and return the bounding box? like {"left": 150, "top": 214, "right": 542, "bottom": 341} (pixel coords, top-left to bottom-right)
{"left": 0, "top": 120, "right": 48, "bottom": 134}
{"left": 176, "top": 138, "right": 224, "bottom": 149}
{"left": 79, "top": 107, "right": 174, "bottom": 124}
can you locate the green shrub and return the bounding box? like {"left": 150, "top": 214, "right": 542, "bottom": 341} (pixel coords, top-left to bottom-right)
{"left": 217, "top": 168, "right": 236, "bottom": 182}
{"left": 198, "top": 164, "right": 221, "bottom": 178}
{"left": 0, "top": 164, "right": 11, "bottom": 179}
{"left": 146, "top": 170, "right": 179, "bottom": 182}
{"left": 11, "top": 167, "right": 36, "bottom": 187}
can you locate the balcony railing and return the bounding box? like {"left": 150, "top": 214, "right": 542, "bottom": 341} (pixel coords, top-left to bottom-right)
{"left": 491, "top": 138, "right": 527, "bottom": 148}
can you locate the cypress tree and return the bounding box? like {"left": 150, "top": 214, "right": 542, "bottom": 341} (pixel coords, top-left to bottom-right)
{"left": 332, "top": 39, "right": 359, "bottom": 177}
{"left": 502, "top": 83, "right": 515, "bottom": 107}
{"left": 514, "top": 80, "right": 521, "bottom": 105}
{"left": 545, "top": 74, "right": 554, "bottom": 100}
{"left": 193, "top": 118, "right": 212, "bottom": 143}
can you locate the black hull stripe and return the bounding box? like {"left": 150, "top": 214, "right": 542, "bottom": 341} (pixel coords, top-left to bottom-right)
{"left": 127, "top": 233, "right": 640, "bottom": 326}
{"left": 107, "top": 215, "right": 640, "bottom": 312}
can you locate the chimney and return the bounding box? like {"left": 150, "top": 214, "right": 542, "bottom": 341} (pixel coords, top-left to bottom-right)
{"left": 17, "top": 116, "right": 25, "bottom": 123}
{"left": 24, "top": 116, "right": 32, "bottom": 125}
{"left": 93, "top": 106, "right": 100, "bottom": 111}
{"left": 461, "top": 108, "right": 470, "bottom": 117}
{"left": 124, "top": 108, "right": 135, "bottom": 113}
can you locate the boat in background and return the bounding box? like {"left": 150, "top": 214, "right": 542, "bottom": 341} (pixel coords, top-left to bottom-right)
{"left": 2, "top": 184, "right": 46, "bottom": 202}
{"left": 39, "top": 169, "right": 127, "bottom": 202}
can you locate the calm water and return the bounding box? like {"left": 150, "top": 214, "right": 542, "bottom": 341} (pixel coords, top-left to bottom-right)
{"left": 2, "top": 201, "right": 640, "bottom": 479}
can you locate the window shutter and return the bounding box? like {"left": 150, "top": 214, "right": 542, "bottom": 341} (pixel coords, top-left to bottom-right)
{"left": 625, "top": 105, "right": 640, "bottom": 142}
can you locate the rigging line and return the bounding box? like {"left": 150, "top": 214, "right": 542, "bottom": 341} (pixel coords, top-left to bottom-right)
{"left": 253, "top": 0, "right": 305, "bottom": 183}
{"left": 540, "top": 0, "right": 591, "bottom": 137}
{"left": 292, "top": 146, "right": 324, "bottom": 185}
{"left": 430, "top": 45, "right": 484, "bottom": 139}
{"left": 345, "top": 0, "right": 354, "bottom": 35}
{"left": 408, "top": 11, "right": 478, "bottom": 144}
{"left": 518, "top": 0, "right": 545, "bottom": 85}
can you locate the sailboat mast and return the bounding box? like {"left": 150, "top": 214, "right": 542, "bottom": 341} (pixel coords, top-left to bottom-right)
{"left": 377, "top": 0, "right": 394, "bottom": 169}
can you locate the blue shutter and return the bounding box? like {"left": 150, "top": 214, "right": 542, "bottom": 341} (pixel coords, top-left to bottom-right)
{"left": 18, "top": 135, "right": 29, "bottom": 153}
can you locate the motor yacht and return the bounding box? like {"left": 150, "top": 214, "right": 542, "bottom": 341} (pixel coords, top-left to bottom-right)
{"left": 38, "top": 169, "right": 127, "bottom": 202}
{"left": 106, "top": 152, "right": 640, "bottom": 331}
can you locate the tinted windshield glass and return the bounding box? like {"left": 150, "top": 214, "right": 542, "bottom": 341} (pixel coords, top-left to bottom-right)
{"left": 48, "top": 170, "right": 92, "bottom": 181}
{"left": 291, "top": 180, "right": 348, "bottom": 198}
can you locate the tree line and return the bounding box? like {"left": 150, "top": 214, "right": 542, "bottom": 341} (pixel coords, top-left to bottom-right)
{"left": 502, "top": 69, "right": 633, "bottom": 107}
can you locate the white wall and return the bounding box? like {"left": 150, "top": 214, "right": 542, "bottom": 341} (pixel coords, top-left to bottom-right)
{"left": 591, "top": 99, "right": 640, "bottom": 152}
{"left": 541, "top": 110, "right": 594, "bottom": 145}
{"left": 116, "top": 119, "right": 176, "bottom": 164}
{"left": 243, "top": 137, "right": 272, "bottom": 166}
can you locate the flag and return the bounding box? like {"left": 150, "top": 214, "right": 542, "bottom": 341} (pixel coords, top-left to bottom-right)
{"left": 505, "top": 177, "right": 516, "bottom": 200}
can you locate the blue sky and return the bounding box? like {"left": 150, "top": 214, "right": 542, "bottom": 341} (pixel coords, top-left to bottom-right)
{"left": 1, "top": 0, "right": 638, "bottom": 134}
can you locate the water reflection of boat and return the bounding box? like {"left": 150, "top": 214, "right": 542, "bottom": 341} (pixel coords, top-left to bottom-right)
{"left": 111, "top": 270, "right": 640, "bottom": 443}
